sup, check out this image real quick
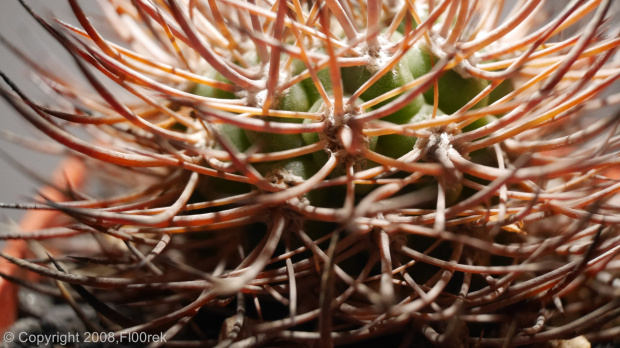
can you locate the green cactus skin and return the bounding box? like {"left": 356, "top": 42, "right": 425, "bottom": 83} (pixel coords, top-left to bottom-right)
{"left": 191, "top": 71, "right": 237, "bottom": 100}
{"left": 407, "top": 44, "right": 490, "bottom": 114}
{"left": 374, "top": 102, "right": 442, "bottom": 159}
{"left": 293, "top": 58, "right": 333, "bottom": 105}
{"left": 244, "top": 83, "right": 309, "bottom": 153}
{"left": 341, "top": 59, "right": 425, "bottom": 124}
{"left": 488, "top": 78, "right": 515, "bottom": 105}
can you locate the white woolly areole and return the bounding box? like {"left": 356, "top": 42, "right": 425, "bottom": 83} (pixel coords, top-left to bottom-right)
{"left": 263, "top": 166, "right": 306, "bottom": 191}
{"left": 245, "top": 89, "right": 267, "bottom": 108}
{"left": 360, "top": 35, "right": 394, "bottom": 73}
{"left": 424, "top": 124, "right": 457, "bottom": 157}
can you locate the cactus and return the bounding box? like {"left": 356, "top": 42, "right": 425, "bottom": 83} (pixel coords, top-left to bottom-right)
{"left": 1, "top": 0, "right": 620, "bottom": 346}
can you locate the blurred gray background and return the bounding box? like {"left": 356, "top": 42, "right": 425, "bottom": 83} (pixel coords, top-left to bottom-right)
{"left": 0, "top": 1, "right": 80, "bottom": 223}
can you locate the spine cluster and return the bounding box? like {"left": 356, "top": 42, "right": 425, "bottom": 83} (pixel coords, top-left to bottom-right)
{"left": 1, "top": 0, "right": 620, "bottom": 346}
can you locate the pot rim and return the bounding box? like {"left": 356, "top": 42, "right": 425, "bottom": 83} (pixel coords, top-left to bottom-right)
{"left": 0, "top": 155, "right": 86, "bottom": 333}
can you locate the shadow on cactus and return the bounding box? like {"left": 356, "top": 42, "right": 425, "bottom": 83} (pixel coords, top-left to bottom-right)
{"left": 1, "top": 0, "right": 620, "bottom": 346}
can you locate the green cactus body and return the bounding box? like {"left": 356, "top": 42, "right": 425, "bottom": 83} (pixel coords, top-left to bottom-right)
{"left": 341, "top": 57, "right": 425, "bottom": 124}
{"left": 374, "top": 102, "right": 442, "bottom": 159}
{"left": 191, "top": 71, "right": 237, "bottom": 100}
{"left": 292, "top": 58, "right": 333, "bottom": 105}
{"left": 242, "top": 84, "right": 310, "bottom": 154}
{"left": 488, "top": 78, "right": 515, "bottom": 105}
{"left": 407, "top": 44, "right": 490, "bottom": 114}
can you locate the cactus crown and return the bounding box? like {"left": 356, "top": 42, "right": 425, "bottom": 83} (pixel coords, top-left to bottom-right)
{"left": 1, "top": 0, "right": 620, "bottom": 346}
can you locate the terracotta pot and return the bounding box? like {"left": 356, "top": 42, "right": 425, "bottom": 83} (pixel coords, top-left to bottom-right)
{"left": 0, "top": 156, "right": 86, "bottom": 333}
